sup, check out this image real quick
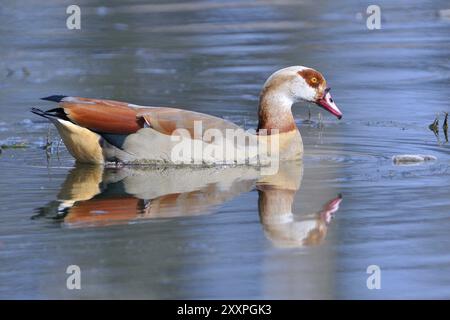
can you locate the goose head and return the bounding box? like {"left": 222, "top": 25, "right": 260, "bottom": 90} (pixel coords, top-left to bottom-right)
{"left": 260, "top": 66, "right": 343, "bottom": 119}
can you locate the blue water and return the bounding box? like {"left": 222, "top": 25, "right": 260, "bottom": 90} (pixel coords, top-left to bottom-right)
{"left": 0, "top": 0, "right": 449, "bottom": 299}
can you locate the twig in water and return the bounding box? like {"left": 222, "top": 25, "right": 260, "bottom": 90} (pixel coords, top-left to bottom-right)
{"left": 1, "top": 142, "right": 28, "bottom": 149}
{"left": 57, "top": 139, "right": 62, "bottom": 160}
{"left": 443, "top": 112, "right": 448, "bottom": 143}
{"left": 44, "top": 124, "right": 53, "bottom": 156}
{"left": 317, "top": 112, "right": 324, "bottom": 130}
{"left": 429, "top": 116, "right": 439, "bottom": 138}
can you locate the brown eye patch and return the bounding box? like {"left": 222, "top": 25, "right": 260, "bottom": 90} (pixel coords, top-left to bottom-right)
{"left": 297, "top": 69, "right": 326, "bottom": 89}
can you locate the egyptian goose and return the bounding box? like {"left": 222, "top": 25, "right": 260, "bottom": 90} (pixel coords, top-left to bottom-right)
{"left": 31, "top": 66, "right": 342, "bottom": 165}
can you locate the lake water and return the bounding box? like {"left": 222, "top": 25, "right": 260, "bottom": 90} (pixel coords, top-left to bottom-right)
{"left": 0, "top": 0, "right": 449, "bottom": 299}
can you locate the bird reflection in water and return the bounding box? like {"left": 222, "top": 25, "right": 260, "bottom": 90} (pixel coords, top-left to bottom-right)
{"left": 33, "top": 162, "right": 342, "bottom": 247}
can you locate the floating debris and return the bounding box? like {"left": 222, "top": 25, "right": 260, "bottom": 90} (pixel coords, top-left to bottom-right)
{"left": 429, "top": 112, "right": 449, "bottom": 144}
{"left": 444, "top": 112, "right": 448, "bottom": 142}
{"left": 0, "top": 137, "right": 29, "bottom": 149}
{"left": 429, "top": 116, "right": 439, "bottom": 135}
{"left": 0, "top": 142, "right": 29, "bottom": 149}
{"left": 392, "top": 154, "right": 437, "bottom": 165}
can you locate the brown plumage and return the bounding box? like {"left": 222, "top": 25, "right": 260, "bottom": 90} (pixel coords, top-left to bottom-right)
{"left": 43, "top": 97, "right": 241, "bottom": 137}
{"left": 297, "top": 68, "right": 327, "bottom": 99}
{"left": 59, "top": 98, "right": 143, "bottom": 134}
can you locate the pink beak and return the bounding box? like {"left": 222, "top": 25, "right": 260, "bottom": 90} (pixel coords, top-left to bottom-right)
{"left": 320, "top": 194, "right": 343, "bottom": 224}
{"left": 316, "top": 88, "right": 343, "bottom": 120}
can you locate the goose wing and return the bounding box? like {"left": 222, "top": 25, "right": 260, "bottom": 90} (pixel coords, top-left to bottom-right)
{"left": 38, "top": 96, "right": 241, "bottom": 138}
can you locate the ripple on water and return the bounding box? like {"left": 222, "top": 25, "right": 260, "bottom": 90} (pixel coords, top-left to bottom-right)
{"left": 1, "top": 0, "right": 450, "bottom": 299}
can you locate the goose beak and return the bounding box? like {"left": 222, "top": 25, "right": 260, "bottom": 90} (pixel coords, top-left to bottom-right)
{"left": 316, "top": 88, "right": 343, "bottom": 120}
{"left": 320, "top": 194, "right": 343, "bottom": 224}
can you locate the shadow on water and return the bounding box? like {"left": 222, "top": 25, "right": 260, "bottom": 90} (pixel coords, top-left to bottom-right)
{"left": 33, "top": 162, "right": 342, "bottom": 248}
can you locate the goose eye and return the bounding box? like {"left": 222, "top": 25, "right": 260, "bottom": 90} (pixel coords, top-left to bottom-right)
{"left": 311, "top": 77, "right": 318, "bottom": 84}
